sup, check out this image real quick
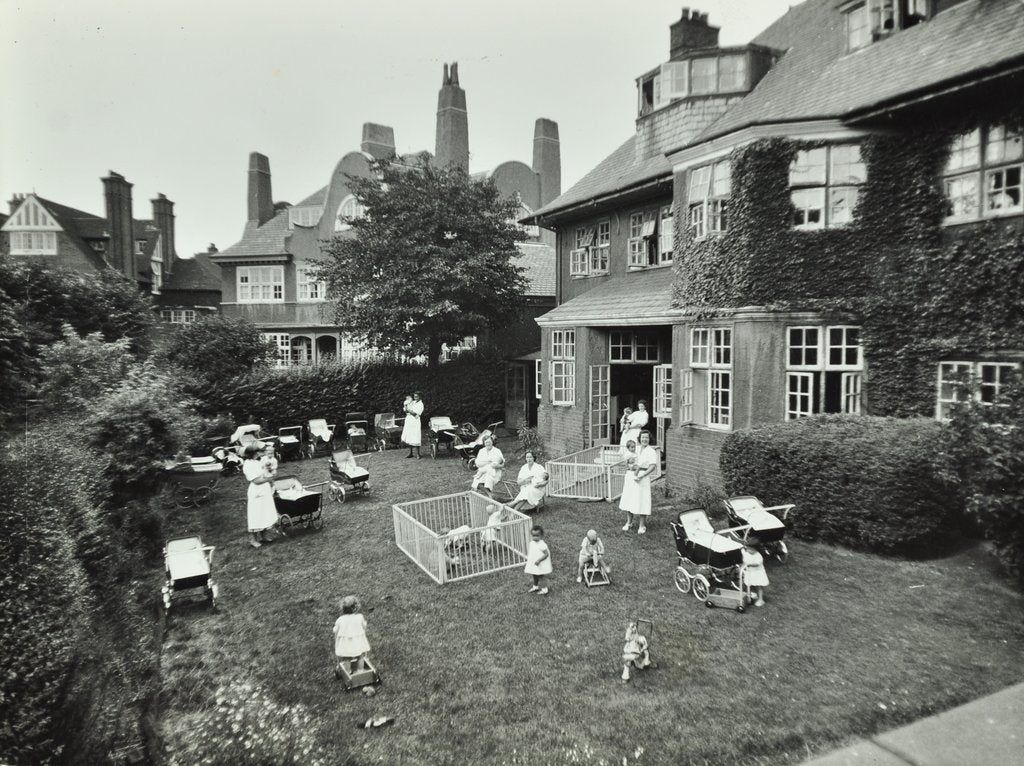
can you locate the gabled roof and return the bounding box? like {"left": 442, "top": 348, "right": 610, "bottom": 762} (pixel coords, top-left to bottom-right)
{"left": 513, "top": 242, "right": 555, "bottom": 298}
{"left": 530, "top": 137, "right": 671, "bottom": 221}
{"left": 694, "top": 0, "right": 1024, "bottom": 144}
{"left": 164, "top": 252, "right": 222, "bottom": 293}
{"left": 31, "top": 196, "right": 108, "bottom": 270}
{"left": 536, "top": 268, "right": 678, "bottom": 326}
{"left": 214, "top": 208, "right": 292, "bottom": 259}
{"left": 296, "top": 186, "right": 327, "bottom": 207}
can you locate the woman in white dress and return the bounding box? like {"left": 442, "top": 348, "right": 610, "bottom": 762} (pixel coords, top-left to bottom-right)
{"left": 509, "top": 450, "right": 548, "bottom": 511}
{"left": 633, "top": 430, "right": 658, "bottom": 535}
{"left": 402, "top": 391, "right": 424, "bottom": 459}
{"left": 471, "top": 434, "right": 504, "bottom": 497}
{"left": 619, "top": 439, "right": 641, "bottom": 531}
{"left": 242, "top": 442, "right": 278, "bottom": 548}
{"left": 619, "top": 400, "right": 650, "bottom": 451}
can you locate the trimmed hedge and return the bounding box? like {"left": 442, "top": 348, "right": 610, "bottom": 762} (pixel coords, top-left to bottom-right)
{"left": 719, "top": 415, "right": 956, "bottom": 556}
{"left": 194, "top": 352, "right": 505, "bottom": 435}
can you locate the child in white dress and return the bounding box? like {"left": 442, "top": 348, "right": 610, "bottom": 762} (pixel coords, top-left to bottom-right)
{"left": 741, "top": 546, "right": 769, "bottom": 607}
{"left": 524, "top": 526, "right": 552, "bottom": 595}
{"left": 333, "top": 595, "right": 371, "bottom": 676}
{"left": 621, "top": 621, "right": 652, "bottom": 682}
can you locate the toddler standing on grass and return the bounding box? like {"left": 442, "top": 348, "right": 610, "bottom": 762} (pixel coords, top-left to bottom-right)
{"left": 524, "top": 526, "right": 552, "bottom": 595}
{"left": 333, "top": 595, "right": 371, "bottom": 678}
{"left": 741, "top": 546, "right": 769, "bottom": 607}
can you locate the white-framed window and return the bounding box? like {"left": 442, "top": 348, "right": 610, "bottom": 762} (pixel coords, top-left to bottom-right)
{"left": 654, "top": 364, "right": 673, "bottom": 418}
{"left": 134, "top": 239, "right": 147, "bottom": 255}
{"left": 590, "top": 221, "right": 610, "bottom": 274}
{"left": 628, "top": 213, "right": 648, "bottom": 268}
{"left": 297, "top": 266, "right": 326, "bottom": 302}
{"left": 161, "top": 309, "right": 197, "bottom": 324}
{"left": 262, "top": 333, "right": 291, "bottom": 368}
{"left": 334, "top": 195, "right": 366, "bottom": 232}
{"left": 844, "top": 0, "right": 926, "bottom": 51}
{"left": 535, "top": 359, "right": 542, "bottom": 400}
{"left": 638, "top": 53, "right": 752, "bottom": 116}
{"left": 289, "top": 206, "right": 324, "bottom": 228}
{"left": 8, "top": 231, "right": 58, "bottom": 255}
{"left": 785, "top": 324, "right": 864, "bottom": 419}
{"left": 658, "top": 205, "right": 674, "bottom": 264}
{"left": 290, "top": 336, "right": 313, "bottom": 365}
{"left": 718, "top": 54, "right": 747, "bottom": 91}
{"left": 712, "top": 328, "right": 732, "bottom": 367}
{"left": 936, "top": 361, "right": 1020, "bottom": 418}
{"left": 688, "top": 161, "right": 730, "bottom": 241}
{"left": 943, "top": 125, "right": 1023, "bottom": 223}
{"left": 608, "top": 331, "right": 660, "bottom": 364}
{"left": 790, "top": 145, "right": 865, "bottom": 230}
{"left": 570, "top": 226, "right": 595, "bottom": 277}
{"left": 339, "top": 334, "right": 368, "bottom": 362}
{"left": 678, "top": 368, "right": 694, "bottom": 423}
{"left": 691, "top": 57, "right": 718, "bottom": 95}
{"left": 551, "top": 329, "right": 575, "bottom": 405}
{"left": 151, "top": 258, "right": 163, "bottom": 295}
{"left": 237, "top": 266, "right": 284, "bottom": 303}
{"left": 690, "top": 328, "right": 710, "bottom": 367}
{"left": 709, "top": 371, "right": 732, "bottom": 428}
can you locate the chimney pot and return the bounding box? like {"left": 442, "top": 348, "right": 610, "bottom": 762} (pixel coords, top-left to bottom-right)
{"left": 102, "top": 171, "right": 134, "bottom": 277}
{"left": 670, "top": 6, "right": 720, "bottom": 58}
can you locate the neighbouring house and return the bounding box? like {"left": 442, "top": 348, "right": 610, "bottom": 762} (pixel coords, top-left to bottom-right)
{"left": 0, "top": 175, "right": 220, "bottom": 321}
{"left": 526, "top": 0, "right": 1024, "bottom": 492}
{"left": 212, "top": 63, "right": 559, "bottom": 414}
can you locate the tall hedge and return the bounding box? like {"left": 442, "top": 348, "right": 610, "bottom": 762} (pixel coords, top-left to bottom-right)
{"left": 719, "top": 415, "right": 955, "bottom": 556}
{"left": 193, "top": 352, "right": 505, "bottom": 434}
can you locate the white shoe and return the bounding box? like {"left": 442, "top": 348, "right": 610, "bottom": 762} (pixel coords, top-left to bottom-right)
{"left": 538, "top": 587, "right": 549, "bottom": 595}
{"left": 528, "top": 585, "right": 539, "bottom": 593}
{"left": 576, "top": 576, "right": 582, "bottom": 583}
{"left": 621, "top": 669, "right": 629, "bottom": 681}
{"left": 621, "top": 524, "right": 631, "bottom": 531}
{"left": 638, "top": 527, "right": 646, "bottom": 535}
{"left": 754, "top": 598, "right": 765, "bottom": 607}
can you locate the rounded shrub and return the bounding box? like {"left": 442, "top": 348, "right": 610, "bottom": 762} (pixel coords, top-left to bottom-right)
{"left": 719, "top": 415, "right": 955, "bottom": 556}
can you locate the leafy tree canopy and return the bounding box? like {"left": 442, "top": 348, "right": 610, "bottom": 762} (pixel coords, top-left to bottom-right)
{"left": 315, "top": 158, "right": 528, "bottom": 366}
{"left": 156, "top": 315, "right": 277, "bottom": 386}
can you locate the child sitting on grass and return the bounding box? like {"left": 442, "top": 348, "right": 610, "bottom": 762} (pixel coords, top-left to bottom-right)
{"left": 621, "top": 621, "right": 651, "bottom": 682}
{"left": 333, "top": 595, "right": 371, "bottom": 678}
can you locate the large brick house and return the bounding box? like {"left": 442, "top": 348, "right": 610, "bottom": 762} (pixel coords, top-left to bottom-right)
{"left": 212, "top": 63, "right": 559, "bottom": 423}
{"left": 527, "top": 0, "right": 1024, "bottom": 492}
{"left": 1, "top": 174, "right": 220, "bottom": 321}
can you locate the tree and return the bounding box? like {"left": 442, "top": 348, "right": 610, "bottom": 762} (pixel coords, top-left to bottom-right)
{"left": 157, "top": 315, "right": 277, "bottom": 386}
{"left": 316, "top": 158, "right": 528, "bottom": 367}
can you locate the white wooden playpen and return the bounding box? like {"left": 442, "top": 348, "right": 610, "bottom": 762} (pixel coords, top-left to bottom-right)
{"left": 392, "top": 491, "right": 533, "bottom": 584}
{"left": 545, "top": 445, "right": 662, "bottom": 502}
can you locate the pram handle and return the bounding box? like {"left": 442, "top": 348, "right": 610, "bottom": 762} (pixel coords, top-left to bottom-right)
{"left": 760, "top": 504, "right": 795, "bottom": 519}
{"left": 304, "top": 481, "right": 330, "bottom": 490}
{"left": 720, "top": 524, "right": 753, "bottom": 540}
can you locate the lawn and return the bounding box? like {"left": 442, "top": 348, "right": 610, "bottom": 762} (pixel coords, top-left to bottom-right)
{"left": 159, "top": 442, "right": 1024, "bottom": 765}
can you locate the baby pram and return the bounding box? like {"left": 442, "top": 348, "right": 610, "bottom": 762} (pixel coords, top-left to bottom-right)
{"left": 272, "top": 476, "right": 327, "bottom": 532}
{"left": 374, "top": 412, "right": 404, "bottom": 451}
{"left": 670, "top": 509, "right": 749, "bottom": 611}
{"left": 209, "top": 446, "right": 243, "bottom": 475}
{"left": 164, "top": 459, "right": 221, "bottom": 508}
{"left": 161, "top": 536, "right": 218, "bottom": 611}
{"left": 723, "top": 496, "right": 793, "bottom": 563}
{"left": 344, "top": 412, "right": 369, "bottom": 453}
{"left": 230, "top": 423, "right": 279, "bottom": 457}
{"left": 304, "top": 419, "right": 336, "bottom": 459}
{"left": 426, "top": 416, "right": 461, "bottom": 459}
{"left": 454, "top": 420, "right": 504, "bottom": 470}
{"left": 277, "top": 425, "right": 304, "bottom": 462}
{"left": 327, "top": 449, "right": 370, "bottom": 503}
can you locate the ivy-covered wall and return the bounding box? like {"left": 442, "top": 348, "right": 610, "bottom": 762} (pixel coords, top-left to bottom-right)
{"left": 672, "top": 108, "right": 1024, "bottom": 417}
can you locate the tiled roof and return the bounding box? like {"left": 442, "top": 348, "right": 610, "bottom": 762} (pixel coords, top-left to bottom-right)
{"left": 214, "top": 209, "right": 292, "bottom": 259}
{"left": 536, "top": 268, "right": 678, "bottom": 326}
{"left": 296, "top": 186, "right": 327, "bottom": 207}
{"left": 34, "top": 196, "right": 107, "bottom": 270}
{"left": 164, "top": 252, "right": 222, "bottom": 293}
{"left": 512, "top": 242, "right": 555, "bottom": 298}
{"left": 695, "top": 0, "right": 1024, "bottom": 143}
{"left": 531, "top": 137, "right": 671, "bottom": 220}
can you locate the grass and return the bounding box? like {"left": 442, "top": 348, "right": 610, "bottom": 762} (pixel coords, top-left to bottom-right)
{"left": 159, "top": 443, "right": 1024, "bottom": 765}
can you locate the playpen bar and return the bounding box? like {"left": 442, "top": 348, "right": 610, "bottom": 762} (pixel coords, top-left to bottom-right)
{"left": 391, "top": 506, "right": 443, "bottom": 584}
{"left": 446, "top": 516, "right": 532, "bottom": 582}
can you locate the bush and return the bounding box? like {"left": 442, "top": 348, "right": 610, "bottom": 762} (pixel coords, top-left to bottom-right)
{"left": 719, "top": 415, "right": 955, "bottom": 555}
{"left": 195, "top": 351, "right": 505, "bottom": 433}
{"left": 514, "top": 426, "right": 549, "bottom": 464}
{"left": 937, "top": 377, "right": 1024, "bottom": 585}
{"left": 35, "top": 326, "right": 133, "bottom": 411}
{"left": 157, "top": 316, "right": 276, "bottom": 387}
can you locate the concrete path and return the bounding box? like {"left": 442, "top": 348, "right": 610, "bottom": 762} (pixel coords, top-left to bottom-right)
{"left": 801, "top": 682, "right": 1024, "bottom": 766}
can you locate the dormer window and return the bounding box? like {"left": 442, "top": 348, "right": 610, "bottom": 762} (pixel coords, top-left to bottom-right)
{"left": 89, "top": 240, "right": 105, "bottom": 252}
{"left": 637, "top": 51, "right": 754, "bottom": 117}
{"left": 845, "top": 0, "right": 930, "bottom": 52}
{"left": 288, "top": 206, "right": 324, "bottom": 228}
{"left": 335, "top": 195, "right": 366, "bottom": 232}
{"left": 134, "top": 239, "right": 146, "bottom": 255}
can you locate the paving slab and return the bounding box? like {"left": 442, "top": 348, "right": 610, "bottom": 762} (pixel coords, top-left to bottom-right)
{"left": 874, "top": 683, "right": 1024, "bottom": 766}
{"left": 801, "top": 741, "right": 909, "bottom": 766}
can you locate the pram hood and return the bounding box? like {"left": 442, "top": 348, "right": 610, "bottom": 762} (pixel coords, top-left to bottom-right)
{"left": 673, "top": 509, "right": 744, "bottom": 568}
{"left": 375, "top": 413, "right": 398, "bottom": 428}
{"left": 724, "top": 496, "right": 787, "bottom": 534}
{"left": 331, "top": 450, "right": 369, "bottom": 479}
{"left": 308, "top": 419, "right": 334, "bottom": 441}
{"left": 429, "top": 416, "right": 456, "bottom": 431}
{"left": 230, "top": 424, "right": 262, "bottom": 444}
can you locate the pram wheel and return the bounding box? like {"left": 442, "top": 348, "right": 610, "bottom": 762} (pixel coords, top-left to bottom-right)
{"left": 430, "top": 442, "right": 438, "bottom": 459}
{"left": 329, "top": 485, "right": 346, "bottom": 504}
{"left": 736, "top": 604, "right": 745, "bottom": 613}
{"left": 193, "top": 486, "right": 213, "bottom": 506}
{"left": 174, "top": 486, "right": 195, "bottom": 508}
{"left": 692, "top": 575, "right": 710, "bottom": 601}
{"left": 278, "top": 514, "right": 293, "bottom": 531}
{"left": 673, "top": 567, "right": 692, "bottom": 594}
{"left": 313, "top": 515, "right": 325, "bottom": 530}
{"left": 466, "top": 457, "right": 477, "bottom": 472}
{"left": 774, "top": 541, "right": 789, "bottom": 563}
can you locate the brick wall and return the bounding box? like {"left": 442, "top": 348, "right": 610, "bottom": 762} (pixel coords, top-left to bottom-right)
{"left": 538, "top": 403, "right": 587, "bottom": 458}
{"left": 635, "top": 95, "right": 743, "bottom": 161}
{"left": 665, "top": 425, "right": 727, "bottom": 494}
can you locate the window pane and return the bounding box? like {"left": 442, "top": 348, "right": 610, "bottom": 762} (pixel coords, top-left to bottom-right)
{"left": 791, "top": 188, "right": 825, "bottom": 228}
{"left": 790, "top": 149, "right": 827, "bottom": 186}
{"left": 985, "top": 125, "right": 1024, "bottom": 164}
{"left": 847, "top": 4, "right": 870, "bottom": 49}
{"left": 946, "top": 129, "right": 981, "bottom": 173}
{"left": 985, "top": 167, "right": 1023, "bottom": 213}
{"left": 944, "top": 174, "right": 980, "bottom": 219}
{"left": 689, "top": 166, "right": 711, "bottom": 202}
{"left": 830, "top": 145, "right": 865, "bottom": 184}
{"left": 712, "top": 161, "right": 732, "bottom": 198}
{"left": 829, "top": 186, "right": 860, "bottom": 226}
{"left": 718, "top": 55, "right": 746, "bottom": 91}
{"left": 691, "top": 58, "right": 718, "bottom": 94}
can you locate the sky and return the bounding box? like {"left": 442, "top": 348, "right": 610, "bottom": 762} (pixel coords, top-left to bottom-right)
{"left": 0, "top": 0, "right": 797, "bottom": 259}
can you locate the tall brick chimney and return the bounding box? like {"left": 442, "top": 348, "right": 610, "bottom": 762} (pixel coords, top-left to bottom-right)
{"left": 247, "top": 152, "right": 274, "bottom": 226}
{"left": 532, "top": 118, "right": 561, "bottom": 208}
{"left": 670, "top": 8, "right": 720, "bottom": 59}
{"left": 102, "top": 171, "right": 134, "bottom": 276}
{"left": 435, "top": 62, "right": 469, "bottom": 172}
{"left": 8, "top": 194, "right": 25, "bottom": 216}
{"left": 151, "top": 193, "right": 175, "bottom": 273}
{"left": 361, "top": 123, "right": 397, "bottom": 160}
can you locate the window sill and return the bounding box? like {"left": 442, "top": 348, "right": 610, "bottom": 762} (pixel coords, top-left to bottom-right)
{"left": 679, "top": 422, "right": 733, "bottom": 433}
{"left": 943, "top": 209, "right": 1023, "bottom": 226}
